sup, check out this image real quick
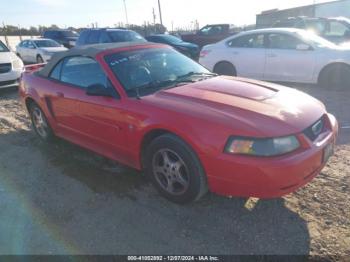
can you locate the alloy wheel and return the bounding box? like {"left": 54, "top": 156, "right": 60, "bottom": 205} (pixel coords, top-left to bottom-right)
{"left": 152, "top": 149, "right": 190, "bottom": 195}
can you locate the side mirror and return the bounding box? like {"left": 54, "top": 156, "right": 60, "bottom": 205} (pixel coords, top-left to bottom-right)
{"left": 86, "top": 84, "right": 113, "bottom": 97}
{"left": 296, "top": 43, "right": 311, "bottom": 51}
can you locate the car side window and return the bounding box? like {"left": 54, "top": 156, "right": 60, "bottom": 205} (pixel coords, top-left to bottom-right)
{"left": 21, "top": 41, "right": 28, "bottom": 48}
{"left": 77, "top": 31, "right": 88, "bottom": 45}
{"left": 27, "top": 41, "right": 35, "bottom": 49}
{"left": 86, "top": 31, "right": 101, "bottom": 44}
{"left": 60, "top": 56, "right": 109, "bottom": 89}
{"left": 99, "top": 32, "right": 111, "bottom": 43}
{"left": 326, "top": 21, "right": 349, "bottom": 37}
{"left": 49, "top": 60, "right": 63, "bottom": 80}
{"left": 267, "top": 33, "right": 304, "bottom": 50}
{"left": 199, "top": 25, "right": 223, "bottom": 36}
{"left": 228, "top": 34, "right": 265, "bottom": 48}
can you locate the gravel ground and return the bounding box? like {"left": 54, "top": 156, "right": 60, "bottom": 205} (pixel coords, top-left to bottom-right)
{"left": 0, "top": 85, "right": 349, "bottom": 256}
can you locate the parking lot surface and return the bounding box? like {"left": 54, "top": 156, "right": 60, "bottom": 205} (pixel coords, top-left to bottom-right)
{"left": 0, "top": 84, "right": 349, "bottom": 255}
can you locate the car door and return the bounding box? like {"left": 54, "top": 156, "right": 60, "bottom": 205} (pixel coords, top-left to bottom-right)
{"left": 26, "top": 41, "right": 37, "bottom": 63}
{"left": 226, "top": 33, "right": 266, "bottom": 79}
{"left": 264, "top": 32, "right": 316, "bottom": 83}
{"left": 47, "top": 56, "right": 128, "bottom": 162}
{"left": 17, "top": 41, "right": 28, "bottom": 61}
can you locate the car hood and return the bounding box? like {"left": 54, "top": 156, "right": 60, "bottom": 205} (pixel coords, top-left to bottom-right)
{"left": 40, "top": 47, "right": 68, "bottom": 52}
{"left": 174, "top": 42, "right": 199, "bottom": 49}
{"left": 145, "top": 76, "right": 326, "bottom": 137}
{"left": 0, "top": 51, "right": 18, "bottom": 63}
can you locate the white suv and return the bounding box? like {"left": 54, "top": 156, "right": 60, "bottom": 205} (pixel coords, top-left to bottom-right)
{"left": 0, "top": 40, "right": 24, "bottom": 89}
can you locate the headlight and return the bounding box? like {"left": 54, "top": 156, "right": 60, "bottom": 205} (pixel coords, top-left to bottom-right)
{"left": 225, "top": 136, "right": 300, "bottom": 157}
{"left": 12, "top": 58, "right": 24, "bottom": 70}
{"left": 69, "top": 41, "right": 76, "bottom": 46}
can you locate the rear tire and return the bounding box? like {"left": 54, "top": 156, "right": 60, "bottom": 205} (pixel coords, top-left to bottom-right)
{"left": 318, "top": 64, "right": 350, "bottom": 89}
{"left": 213, "top": 61, "right": 236, "bottom": 76}
{"left": 37, "top": 55, "right": 44, "bottom": 64}
{"left": 144, "top": 134, "right": 208, "bottom": 204}
{"left": 29, "top": 103, "right": 54, "bottom": 142}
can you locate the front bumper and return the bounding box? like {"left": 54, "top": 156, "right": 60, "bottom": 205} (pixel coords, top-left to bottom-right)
{"left": 0, "top": 68, "right": 23, "bottom": 89}
{"left": 203, "top": 113, "right": 339, "bottom": 198}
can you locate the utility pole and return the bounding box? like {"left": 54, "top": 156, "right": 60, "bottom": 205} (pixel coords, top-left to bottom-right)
{"left": 158, "top": 0, "right": 163, "bottom": 26}
{"left": 152, "top": 8, "right": 156, "bottom": 25}
{"left": 123, "top": 0, "right": 129, "bottom": 28}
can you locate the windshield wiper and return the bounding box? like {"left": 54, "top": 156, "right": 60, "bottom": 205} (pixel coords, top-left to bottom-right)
{"left": 131, "top": 79, "right": 195, "bottom": 99}
{"left": 131, "top": 72, "right": 218, "bottom": 98}
{"left": 176, "top": 72, "right": 218, "bottom": 81}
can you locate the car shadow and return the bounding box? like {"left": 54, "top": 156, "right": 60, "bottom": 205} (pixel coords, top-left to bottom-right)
{"left": 0, "top": 127, "right": 311, "bottom": 255}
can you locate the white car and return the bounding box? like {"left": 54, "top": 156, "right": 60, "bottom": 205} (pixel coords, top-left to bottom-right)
{"left": 0, "top": 40, "right": 24, "bottom": 89}
{"left": 199, "top": 28, "right": 350, "bottom": 88}
{"left": 16, "top": 38, "right": 68, "bottom": 64}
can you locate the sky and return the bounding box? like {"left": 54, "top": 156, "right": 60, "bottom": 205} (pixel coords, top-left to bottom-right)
{"left": 1, "top": 0, "right": 334, "bottom": 29}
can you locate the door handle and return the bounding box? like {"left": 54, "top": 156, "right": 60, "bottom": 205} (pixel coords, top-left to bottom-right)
{"left": 56, "top": 92, "right": 64, "bottom": 98}
{"left": 268, "top": 54, "right": 277, "bottom": 58}
{"left": 232, "top": 51, "right": 239, "bottom": 55}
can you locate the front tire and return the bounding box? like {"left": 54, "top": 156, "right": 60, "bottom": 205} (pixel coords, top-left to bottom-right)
{"left": 29, "top": 103, "right": 54, "bottom": 142}
{"left": 37, "top": 55, "right": 44, "bottom": 64}
{"left": 145, "top": 134, "right": 208, "bottom": 204}
{"left": 213, "top": 61, "right": 236, "bottom": 76}
{"left": 319, "top": 64, "right": 350, "bottom": 89}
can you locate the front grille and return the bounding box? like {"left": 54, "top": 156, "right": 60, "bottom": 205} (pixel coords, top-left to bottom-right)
{"left": 0, "top": 63, "right": 12, "bottom": 74}
{"left": 303, "top": 116, "right": 326, "bottom": 142}
{"left": 0, "top": 79, "right": 18, "bottom": 87}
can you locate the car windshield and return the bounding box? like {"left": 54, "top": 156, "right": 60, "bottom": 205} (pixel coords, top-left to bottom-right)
{"left": 107, "top": 31, "right": 146, "bottom": 43}
{"left": 105, "top": 48, "right": 213, "bottom": 97}
{"left": 159, "top": 35, "right": 183, "bottom": 44}
{"left": 34, "top": 40, "right": 61, "bottom": 48}
{"left": 0, "top": 41, "right": 9, "bottom": 52}
{"left": 61, "top": 31, "right": 79, "bottom": 37}
{"left": 298, "top": 31, "right": 338, "bottom": 48}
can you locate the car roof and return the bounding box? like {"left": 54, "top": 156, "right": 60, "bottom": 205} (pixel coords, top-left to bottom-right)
{"left": 45, "top": 29, "right": 72, "bottom": 32}
{"left": 148, "top": 34, "right": 174, "bottom": 37}
{"left": 32, "top": 38, "right": 55, "bottom": 41}
{"left": 39, "top": 42, "right": 161, "bottom": 77}
{"left": 238, "top": 28, "right": 306, "bottom": 35}
{"left": 83, "top": 28, "right": 133, "bottom": 32}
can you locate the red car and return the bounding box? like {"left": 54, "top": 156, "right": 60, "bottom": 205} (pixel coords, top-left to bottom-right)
{"left": 19, "top": 42, "right": 338, "bottom": 204}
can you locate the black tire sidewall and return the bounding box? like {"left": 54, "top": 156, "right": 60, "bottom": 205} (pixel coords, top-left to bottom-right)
{"left": 214, "top": 62, "right": 236, "bottom": 76}
{"left": 37, "top": 55, "right": 44, "bottom": 64}
{"left": 319, "top": 65, "right": 350, "bottom": 89}
{"left": 145, "top": 134, "right": 207, "bottom": 204}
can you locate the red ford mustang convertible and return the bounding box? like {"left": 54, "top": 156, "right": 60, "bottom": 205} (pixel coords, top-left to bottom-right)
{"left": 19, "top": 42, "right": 338, "bottom": 203}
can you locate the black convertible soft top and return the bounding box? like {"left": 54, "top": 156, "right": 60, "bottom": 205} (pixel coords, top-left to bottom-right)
{"left": 38, "top": 42, "right": 161, "bottom": 77}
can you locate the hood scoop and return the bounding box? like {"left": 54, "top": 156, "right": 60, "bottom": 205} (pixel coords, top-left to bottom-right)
{"left": 193, "top": 76, "right": 279, "bottom": 101}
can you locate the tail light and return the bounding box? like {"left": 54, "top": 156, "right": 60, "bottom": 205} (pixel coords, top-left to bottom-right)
{"left": 199, "top": 50, "right": 211, "bottom": 58}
